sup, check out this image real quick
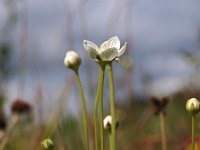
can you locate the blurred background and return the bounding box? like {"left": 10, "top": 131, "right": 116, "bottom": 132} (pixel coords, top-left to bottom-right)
{"left": 1, "top": 0, "right": 200, "bottom": 149}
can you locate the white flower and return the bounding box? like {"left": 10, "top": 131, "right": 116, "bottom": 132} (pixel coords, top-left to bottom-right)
{"left": 64, "top": 51, "right": 81, "bottom": 71}
{"left": 186, "top": 98, "right": 200, "bottom": 116}
{"left": 103, "top": 115, "right": 112, "bottom": 130}
{"left": 83, "top": 36, "right": 127, "bottom": 62}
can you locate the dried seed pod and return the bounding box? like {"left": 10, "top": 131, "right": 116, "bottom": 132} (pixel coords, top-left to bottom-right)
{"left": 150, "top": 96, "right": 169, "bottom": 115}
{"left": 11, "top": 99, "right": 32, "bottom": 114}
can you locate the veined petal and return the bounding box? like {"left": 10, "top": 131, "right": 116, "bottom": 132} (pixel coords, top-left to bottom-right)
{"left": 99, "top": 47, "right": 118, "bottom": 61}
{"left": 118, "top": 42, "right": 127, "bottom": 57}
{"left": 100, "top": 36, "right": 120, "bottom": 51}
{"left": 83, "top": 40, "right": 98, "bottom": 59}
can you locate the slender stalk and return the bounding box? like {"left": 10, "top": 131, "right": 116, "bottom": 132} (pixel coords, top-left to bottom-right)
{"left": 0, "top": 114, "right": 19, "bottom": 150}
{"left": 94, "top": 64, "right": 105, "bottom": 150}
{"left": 99, "top": 65, "right": 105, "bottom": 150}
{"left": 75, "top": 71, "right": 89, "bottom": 150}
{"left": 192, "top": 116, "right": 196, "bottom": 150}
{"left": 94, "top": 92, "right": 99, "bottom": 150}
{"left": 159, "top": 112, "right": 167, "bottom": 150}
{"left": 109, "top": 134, "right": 112, "bottom": 150}
{"left": 107, "top": 63, "right": 116, "bottom": 150}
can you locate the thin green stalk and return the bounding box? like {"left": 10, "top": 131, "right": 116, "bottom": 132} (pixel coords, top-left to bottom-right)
{"left": 107, "top": 63, "right": 116, "bottom": 150}
{"left": 159, "top": 112, "right": 167, "bottom": 150}
{"left": 94, "top": 64, "right": 105, "bottom": 150}
{"left": 192, "top": 116, "right": 196, "bottom": 150}
{"left": 109, "top": 134, "right": 112, "bottom": 150}
{"left": 75, "top": 71, "right": 89, "bottom": 150}
{"left": 94, "top": 93, "right": 99, "bottom": 150}
{"left": 99, "top": 65, "right": 105, "bottom": 150}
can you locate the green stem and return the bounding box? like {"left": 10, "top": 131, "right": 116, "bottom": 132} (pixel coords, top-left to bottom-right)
{"left": 109, "top": 133, "right": 112, "bottom": 150}
{"left": 94, "top": 64, "right": 105, "bottom": 150}
{"left": 192, "top": 116, "right": 196, "bottom": 150}
{"left": 94, "top": 95, "right": 99, "bottom": 150}
{"left": 160, "top": 112, "right": 167, "bottom": 150}
{"left": 99, "top": 65, "right": 105, "bottom": 150}
{"left": 75, "top": 71, "right": 89, "bottom": 150}
{"left": 107, "top": 63, "right": 116, "bottom": 150}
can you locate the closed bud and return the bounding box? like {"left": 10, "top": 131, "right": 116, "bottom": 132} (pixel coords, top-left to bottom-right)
{"left": 186, "top": 98, "right": 200, "bottom": 116}
{"left": 103, "top": 115, "right": 119, "bottom": 133}
{"left": 64, "top": 51, "right": 81, "bottom": 71}
{"left": 104, "top": 115, "right": 112, "bottom": 130}
{"left": 41, "top": 138, "right": 54, "bottom": 150}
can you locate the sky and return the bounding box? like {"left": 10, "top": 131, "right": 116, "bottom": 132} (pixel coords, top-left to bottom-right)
{"left": 1, "top": 0, "right": 200, "bottom": 114}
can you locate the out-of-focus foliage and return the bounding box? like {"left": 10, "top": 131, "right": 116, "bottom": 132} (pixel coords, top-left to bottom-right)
{"left": 0, "top": 90, "right": 5, "bottom": 110}
{"left": 0, "top": 42, "right": 12, "bottom": 112}
{"left": 0, "top": 89, "right": 200, "bottom": 150}
{"left": 0, "top": 43, "right": 12, "bottom": 79}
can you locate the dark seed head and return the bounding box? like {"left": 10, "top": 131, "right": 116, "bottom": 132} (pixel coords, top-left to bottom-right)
{"left": 11, "top": 99, "right": 32, "bottom": 115}
{"left": 150, "top": 96, "right": 170, "bottom": 115}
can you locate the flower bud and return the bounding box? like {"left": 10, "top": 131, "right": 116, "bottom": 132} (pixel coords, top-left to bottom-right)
{"left": 186, "top": 98, "right": 200, "bottom": 116}
{"left": 103, "top": 115, "right": 119, "bottom": 133}
{"left": 64, "top": 51, "right": 81, "bottom": 71}
{"left": 104, "top": 115, "right": 112, "bottom": 130}
{"left": 41, "top": 138, "right": 54, "bottom": 150}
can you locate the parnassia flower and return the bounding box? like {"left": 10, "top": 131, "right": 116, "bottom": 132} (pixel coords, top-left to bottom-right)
{"left": 83, "top": 36, "right": 127, "bottom": 62}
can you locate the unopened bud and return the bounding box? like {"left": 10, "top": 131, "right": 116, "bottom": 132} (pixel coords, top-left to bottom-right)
{"left": 41, "top": 138, "right": 54, "bottom": 150}
{"left": 104, "top": 115, "right": 112, "bottom": 130}
{"left": 103, "top": 115, "right": 119, "bottom": 133}
{"left": 186, "top": 98, "right": 200, "bottom": 116}
{"left": 64, "top": 51, "right": 81, "bottom": 71}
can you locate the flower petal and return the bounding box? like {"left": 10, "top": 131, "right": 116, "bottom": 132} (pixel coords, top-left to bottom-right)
{"left": 83, "top": 40, "right": 98, "bottom": 59}
{"left": 118, "top": 42, "right": 127, "bottom": 57}
{"left": 100, "top": 36, "right": 120, "bottom": 50}
{"left": 99, "top": 47, "right": 118, "bottom": 61}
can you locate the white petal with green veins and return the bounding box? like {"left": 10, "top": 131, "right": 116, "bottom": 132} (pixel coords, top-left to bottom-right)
{"left": 100, "top": 47, "right": 118, "bottom": 61}
{"left": 118, "top": 42, "right": 127, "bottom": 57}
{"left": 100, "top": 36, "right": 120, "bottom": 50}
{"left": 83, "top": 40, "right": 98, "bottom": 59}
